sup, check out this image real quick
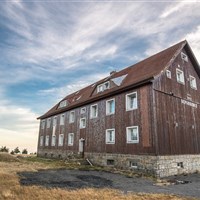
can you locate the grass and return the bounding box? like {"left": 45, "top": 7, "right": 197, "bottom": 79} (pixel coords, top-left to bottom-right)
{"left": 0, "top": 153, "right": 197, "bottom": 200}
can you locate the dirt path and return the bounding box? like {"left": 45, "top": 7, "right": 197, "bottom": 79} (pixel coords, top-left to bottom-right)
{"left": 19, "top": 169, "right": 200, "bottom": 198}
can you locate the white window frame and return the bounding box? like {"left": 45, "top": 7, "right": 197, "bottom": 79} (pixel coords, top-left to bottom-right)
{"left": 45, "top": 135, "right": 49, "bottom": 146}
{"left": 47, "top": 118, "right": 51, "bottom": 128}
{"left": 68, "top": 133, "right": 74, "bottom": 146}
{"left": 59, "top": 100, "right": 67, "bottom": 108}
{"left": 126, "top": 126, "right": 139, "bottom": 143}
{"left": 97, "top": 81, "right": 110, "bottom": 93}
{"left": 189, "top": 75, "right": 197, "bottom": 90}
{"left": 126, "top": 92, "right": 138, "bottom": 111}
{"left": 181, "top": 52, "right": 188, "bottom": 62}
{"left": 90, "top": 104, "right": 98, "bottom": 118}
{"left": 58, "top": 134, "right": 64, "bottom": 146}
{"left": 60, "top": 114, "right": 65, "bottom": 125}
{"left": 41, "top": 120, "right": 45, "bottom": 129}
{"left": 80, "top": 117, "right": 86, "bottom": 129}
{"left": 51, "top": 135, "right": 56, "bottom": 146}
{"left": 40, "top": 136, "right": 44, "bottom": 146}
{"left": 80, "top": 107, "right": 86, "bottom": 114}
{"left": 97, "top": 84, "right": 104, "bottom": 93}
{"left": 166, "top": 70, "right": 171, "bottom": 79}
{"left": 176, "top": 68, "right": 185, "bottom": 84}
{"left": 106, "top": 98, "right": 115, "bottom": 115}
{"left": 69, "top": 111, "right": 75, "bottom": 123}
{"left": 53, "top": 116, "right": 57, "bottom": 126}
{"left": 106, "top": 129, "right": 115, "bottom": 144}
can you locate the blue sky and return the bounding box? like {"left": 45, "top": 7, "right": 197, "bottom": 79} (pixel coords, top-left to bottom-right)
{"left": 0, "top": 0, "right": 200, "bottom": 153}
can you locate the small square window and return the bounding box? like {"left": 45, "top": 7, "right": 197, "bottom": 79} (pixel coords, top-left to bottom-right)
{"left": 189, "top": 75, "right": 197, "bottom": 90}
{"left": 126, "top": 92, "right": 137, "bottom": 111}
{"left": 47, "top": 118, "right": 51, "bottom": 128}
{"left": 40, "top": 136, "right": 43, "bottom": 146}
{"left": 58, "top": 134, "right": 64, "bottom": 146}
{"left": 45, "top": 135, "right": 49, "bottom": 146}
{"left": 51, "top": 135, "right": 56, "bottom": 146}
{"left": 69, "top": 111, "right": 75, "bottom": 123}
{"left": 176, "top": 69, "right": 185, "bottom": 84}
{"left": 106, "top": 129, "right": 115, "bottom": 144}
{"left": 41, "top": 120, "right": 45, "bottom": 129}
{"left": 60, "top": 114, "right": 65, "bottom": 125}
{"left": 80, "top": 118, "right": 86, "bottom": 129}
{"left": 68, "top": 133, "right": 74, "bottom": 146}
{"left": 181, "top": 52, "right": 188, "bottom": 62}
{"left": 126, "top": 126, "right": 139, "bottom": 143}
{"left": 90, "top": 104, "right": 98, "bottom": 118}
{"left": 97, "top": 81, "right": 110, "bottom": 93}
{"left": 107, "top": 159, "right": 115, "bottom": 165}
{"left": 80, "top": 107, "right": 86, "bottom": 114}
{"left": 106, "top": 99, "right": 115, "bottom": 115}
{"left": 177, "top": 162, "right": 184, "bottom": 168}
{"left": 129, "top": 161, "right": 138, "bottom": 169}
{"left": 166, "top": 70, "right": 171, "bottom": 79}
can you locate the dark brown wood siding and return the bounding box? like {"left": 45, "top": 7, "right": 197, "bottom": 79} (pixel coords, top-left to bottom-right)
{"left": 153, "top": 47, "right": 200, "bottom": 155}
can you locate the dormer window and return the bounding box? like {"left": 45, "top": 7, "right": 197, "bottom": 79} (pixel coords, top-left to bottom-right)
{"left": 59, "top": 100, "right": 67, "bottom": 108}
{"left": 97, "top": 81, "right": 110, "bottom": 93}
{"left": 181, "top": 52, "right": 188, "bottom": 62}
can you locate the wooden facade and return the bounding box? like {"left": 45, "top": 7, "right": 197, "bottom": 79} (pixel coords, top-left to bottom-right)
{"left": 37, "top": 40, "right": 200, "bottom": 161}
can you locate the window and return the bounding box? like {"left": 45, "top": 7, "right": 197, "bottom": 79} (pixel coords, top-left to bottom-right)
{"left": 181, "top": 52, "right": 188, "bottom": 62}
{"left": 40, "top": 136, "right": 43, "bottom": 146}
{"left": 176, "top": 69, "right": 185, "bottom": 84}
{"left": 69, "top": 111, "right": 75, "bottom": 123}
{"left": 60, "top": 114, "right": 65, "bottom": 125}
{"left": 129, "top": 161, "right": 138, "bottom": 169}
{"left": 59, "top": 100, "right": 68, "bottom": 108}
{"left": 51, "top": 136, "right": 56, "bottom": 146}
{"left": 45, "top": 135, "right": 49, "bottom": 146}
{"left": 126, "top": 92, "right": 137, "bottom": 111}
{"left": 106, "top": 99, "right": 115, "bottom": 115}
{"left": 106, "top": 129, "right": 115, "bottom": 144}
{"left": 41, "top": 120, "right": 45, "bottom": 129}
{"left": 47, "top": 118, "right": 51, "bottom": 128}
{"left": 166, "top": 70, "right": 171, "bottom": 79}
{"left": 80, "top": 107, "right": 86, "bottom": 114}
{"left": 107, "top": 159, "right": 115, "bottom": 165}
{"left": 90, "top": 104, "right": 98, "bottom": 118}
{"left": 80, "top": 118, "right": 86, "bottom": 129}
{"left": 68, "top": 133, "right": 74, "bottom": 146}
{"left": 126, "top": 126, "right": 139, "bottom": 143}
{"left": 58, "top": 134, "right": 64, "bottom": 146}
{"left": 189, "top": 75, "right": 197, "bottom": 90}
{"left": 53, "top": 116, "right": 57, "bottom": 126}
{"left": 97, "top": 81, "right": 110, "bottom": 93}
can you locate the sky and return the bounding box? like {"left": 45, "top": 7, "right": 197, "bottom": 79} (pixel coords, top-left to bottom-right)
{"left": 0, "top": 0, "right": 200, "bottom": 153}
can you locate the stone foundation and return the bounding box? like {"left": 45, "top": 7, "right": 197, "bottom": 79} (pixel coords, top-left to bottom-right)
{"left": 37, "top": 149, "right": 200, "bottom": 177}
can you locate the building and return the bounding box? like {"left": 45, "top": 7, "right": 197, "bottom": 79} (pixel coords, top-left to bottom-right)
{"left": 37, "top": 40, "right": 200, "bottom": 177}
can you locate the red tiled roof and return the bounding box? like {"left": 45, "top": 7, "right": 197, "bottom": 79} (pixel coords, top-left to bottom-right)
{"left": 38, "top": 40, "right": 193, "bottom": 119}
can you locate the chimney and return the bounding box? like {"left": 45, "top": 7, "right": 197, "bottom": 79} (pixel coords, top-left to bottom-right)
{"left": 110, "top": 70, "right": 116, "bottom": 76}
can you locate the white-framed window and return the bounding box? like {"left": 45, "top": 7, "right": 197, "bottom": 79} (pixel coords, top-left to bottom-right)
{"left": 106, "top": 99, "right": 115, "bottom": 115}
{"left": 68, "top": 133, "right": 74, "bottom": 146}
{"left": 45, "top": 135, "right": 49, "bottom": 146}
{"left": 106, "top": 129, "right": 115, "bottom": 144}
{"left": 176, "top": 69, "right": 185, "bottom": 84}
{"left": 58, "top": 134, "right": 64, "bottom": 146}
{"left": 53, "top": 116, "right": 57, "bottom": 126}
{"left": 181, "top": 52, "right": 188, "bottom": 62}
{"left": 166, "top": 70, "right": 171, "bottom": 79}
{"left": 189, "top": 75, "right": 197, "bottom": 90}
{"left": 47, "top": 118, "right": 51, "bottom": 128}
{"left": 59, "top": 100, "right": 68, "bottom": 108}
{"left": 129, "top": 161, "right": 138, "bottom": 169}
{"left": 80, "top": 118, "right": 86, "bottom": 129}
{"left": 51, "top": 135, "right": 56, "bottom": 146}
{"left": 126, "top": 92, "right": 137, "bottom": 111}
{"left": 60, "top": 114, "right": 65, "bottom": 125}
{"left": 90, "top": 104, "right": 98, "bottom": 118}
{"left": 40, "top": 136, "right": 43, "bottom": 146}
{"left": 126, "top": 126, "right": 139, "bottom": 143}
{"left": 97, "top": 81, "right": 110, "bottom": 93}
{"left": 80, "top": 107, "right": 86, "bottom": 114}
{"left": 69, "top": 111, "right": 75, "bottom": 123}
{"left": 41, "top": 120, "right": 45, "bottom": 129}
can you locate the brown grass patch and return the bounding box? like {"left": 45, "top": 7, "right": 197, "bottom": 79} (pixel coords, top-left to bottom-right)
{"left": 0, "top": 157, "right": 197, "bottom": 200}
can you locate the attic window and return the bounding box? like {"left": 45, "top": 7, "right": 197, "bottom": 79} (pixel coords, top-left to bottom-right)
{"left": 166, "top": 70, "right": 171, "bottom": 79}
{"left": 176, "top": 69, "right": 185, "bottom": 84}
{"left": 97, "top": 81, "right": 110, "bottom": 93}
{"left": 59, "top": 100, "right": 67, "bottom": 108}
{"left": 181, "top": 52, "right": 188, "bottom": 62}
{"left": 189, "top": 75, "right": 197, "bottom": 90}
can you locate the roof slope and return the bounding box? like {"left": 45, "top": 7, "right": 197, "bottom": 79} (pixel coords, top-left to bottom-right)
{"left": 38, "top": 40, "right": 198, "bottom": 119}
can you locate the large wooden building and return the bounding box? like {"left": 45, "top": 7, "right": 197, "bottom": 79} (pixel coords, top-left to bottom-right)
{"left": 37, "top": 40, "right": 200, "bottom": 177}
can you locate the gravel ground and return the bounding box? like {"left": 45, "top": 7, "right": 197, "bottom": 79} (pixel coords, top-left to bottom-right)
{"left": 19, "top": 169, "right": 200, "bottom": 198}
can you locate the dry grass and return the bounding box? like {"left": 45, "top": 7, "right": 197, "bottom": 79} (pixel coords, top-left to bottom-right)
{"left": 0, "top": 154, "right": 197, "bottom": 200}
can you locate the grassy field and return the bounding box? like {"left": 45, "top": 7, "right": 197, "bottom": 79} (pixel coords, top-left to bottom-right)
{"left": 0, "top": 153, "right": 197, "bottom": 200}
